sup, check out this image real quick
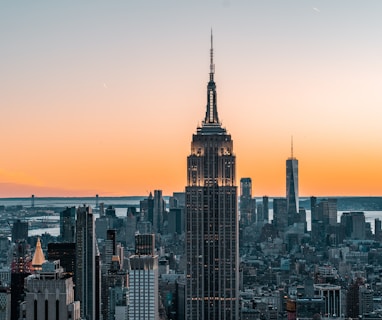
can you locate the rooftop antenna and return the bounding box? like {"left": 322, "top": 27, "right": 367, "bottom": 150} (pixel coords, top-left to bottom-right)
{"left": 291, "top": 136, "right": 294, "bottom": 158}
{"left": 210, "top": 28, "right": 214, "bottom": 80}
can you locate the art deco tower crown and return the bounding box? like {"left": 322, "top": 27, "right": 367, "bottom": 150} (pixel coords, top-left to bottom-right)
{"left": 198, "top": 31, "right": 226, "bottom": 135}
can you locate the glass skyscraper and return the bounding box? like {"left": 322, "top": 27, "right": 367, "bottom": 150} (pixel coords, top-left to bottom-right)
{"left": 286, "top": 153, "right": 299, "bottom": 221}
{"left": 75, "top": 205, "right": 100, "bottom": 320}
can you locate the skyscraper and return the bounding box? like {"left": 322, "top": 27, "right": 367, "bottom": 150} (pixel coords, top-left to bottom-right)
{"left": 10, "top": 240, "right": 31, "bottom": 319}
{"left": 286, "top": 140, "right": 299, "bottom": 224}
{"left": 153, "top": 190, "right": 165, "bottom": 233}
{"left": 240, "top": 177, "right": 253, "bottom": 224}
{"left": 21, "top": 260, "right": 81, "bottom": 320}
{"left": 60, "top": 207, "right": 76, "bottom": 242}
{"left": 75, "top": 205, "right": 100, "bottom": 320}
{"left": 11, "top": 219, "right": 28, "bottom": 243}
{"left": 47, "top": 242, "right": 76, "bottom": 279}
{"left": 140, "top": 192, "right": 154, "bottom": 230}
{"left": 129, "top": 234, "right": 159, "bottom": 320}
{"left": 185, "top": 34, "right": 239, "bottom": 319}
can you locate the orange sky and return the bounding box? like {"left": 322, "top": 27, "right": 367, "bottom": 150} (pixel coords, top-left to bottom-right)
{"left": 1, "top": 2, "right": 382, "bottom": 197}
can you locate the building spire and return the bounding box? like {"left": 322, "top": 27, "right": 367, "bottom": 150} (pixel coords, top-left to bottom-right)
{"left": 203, "top": 30, "right": 221, "bottom": 127}
{"left": 210, "top": 29, "right": 214, "bottom": 81}
{"left": 32, "top": 237, "right": 46, "bottom": 272}
{"left": 291, "top": 136, "right": 294, "bottom": 158}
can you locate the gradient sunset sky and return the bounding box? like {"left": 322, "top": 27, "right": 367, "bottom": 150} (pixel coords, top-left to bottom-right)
{"left": 1, "top": 1, "right": 382, "bottom": 197}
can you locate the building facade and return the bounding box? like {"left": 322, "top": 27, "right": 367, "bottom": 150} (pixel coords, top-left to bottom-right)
{"left": 128, "top": 234, "right": 159, "bottom": 320}
{"left": 286, "top": 145, "right": 299, "bottom": 224}
{"left": 75, "top": 205, "right": 100, "bottom": 320}
{"left": 240, "top": 178, "right": 253, "bottom": 224}
{"left": 185, "top": 34, "right": 239, "bottom": 320}
{"left": 60, "top": 207, "right": 76, "bottom": 242}
{"left": 20, "top": 260, "right": 80, "bottom": 320}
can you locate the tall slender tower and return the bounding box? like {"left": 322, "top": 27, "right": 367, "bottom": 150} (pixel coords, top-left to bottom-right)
{"left": 240, "top": 177, "right": 253, "bottom": 224}
{"left": 75, "top": 205, "right": 100, "bottom": 320}
{"left": 286, "top": 138, "right": 299, "bottom": 224}
{"left": 185, "top": 33, "right": 239, "bottom": 320}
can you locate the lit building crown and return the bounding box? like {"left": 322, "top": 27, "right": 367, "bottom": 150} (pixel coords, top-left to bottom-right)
{"left": 198, "top": 30, "right": 226, "bottom": 135}
{"left": 31, "top": 237, "right": 46, "bottom": 271}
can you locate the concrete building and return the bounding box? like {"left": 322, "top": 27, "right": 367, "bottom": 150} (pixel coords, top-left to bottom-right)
{"left": 314, "top": 284, "right": 341, "bottom": 317}
{"left": 20, "top": 260, "right": 80, "bottom": 320}
{"left": 128, "top": 234, "right": 159, "bottom": 320}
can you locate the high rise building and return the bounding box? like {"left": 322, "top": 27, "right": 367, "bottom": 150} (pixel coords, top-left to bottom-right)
{"left": 240, "top": 178, "right": 253, "bottom": 224}
{"left": 140, "top": 193, "right": 154, "bottom": 230}
{"left": 316, "top": 199, "right": 338, "bottom": 226}
{"left": 263, "top": 196, "right": 269, "bottom": 223}
{"left": 185, "top": 34, "right": 239, "bottom": 319}
{"left": 104, "top": 256, "right": 128, "bottom": 320}
{"left": 126, "top": 207, "right": 137, "bottom": 248}
{"left": 286, "top": 140, "right": 299, "bottom": 224}
{"left": 101, "top": 229, "right": 117, "bottom": 320}
{"left": 351, "top": 211, "right": 366, "bottom": 240}
{"left": 11, "top": 220, "right": 28, "bottom": 243}
{"left": 168, "top": 208, "right": 184, "bottom": 234}
{"left": 47, "top": 242, "right": 76, "bottom": 279}
{"left": 129, "top": 234, "right": 159, "bottom": 320}
{"left": 314, "top": 284, "right": 341, "bottom": 317}
{"left": 273, "top": 198, "right": 287, "bottom": 231}
{"left": 60, "top": 207, "right": 76, "bottom": 242}
{"left": 340, "top": 211, "right": 366, "bottom": 240}
{"left": 20, "top": 260, "right": 81, "bottom": 320}
{"left": 346, "top": 278, "right": 363, "bottom": 318}
{"left": 10, "top": 240, "right": 31, "bottom": 319}
{"left": 75, "top": 205, "right": 100, "bottom": 320}
{"left": 153, "top": 190, "right": 165, "bottom": 233}
{"left": 375, "top": 218, "right": 382, "bottom": 241}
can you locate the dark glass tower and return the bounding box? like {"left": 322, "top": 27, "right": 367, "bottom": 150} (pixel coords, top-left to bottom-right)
{"left": 75, "top": 205, "right": 100, "bottom": 320}
{"left": 240, "top": 177, "right": 252, "bottom": 224}
{"left": 286, "top": 140, "right": 299, "bottom": 224}
{"left": 60, "top": 206, "right": 75, "bottom": 242}
{"left": 185, "top": 33, "right": 239, "bottom": 320}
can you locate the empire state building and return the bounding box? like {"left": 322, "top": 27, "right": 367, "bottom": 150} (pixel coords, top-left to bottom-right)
{"left": 185, "top": 34, "right": 239, "bottom": 320}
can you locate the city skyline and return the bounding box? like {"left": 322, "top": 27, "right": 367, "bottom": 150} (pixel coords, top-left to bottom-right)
{"left": 1, "top": 1, "right": 382, "bottom": 197}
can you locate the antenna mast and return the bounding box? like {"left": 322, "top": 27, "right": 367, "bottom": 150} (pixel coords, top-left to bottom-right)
{"left": 291, "top": 136, "right": 294, "bottom": 158}
{"left": 210, "top": 29, "right": 214, "bottom": 80}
